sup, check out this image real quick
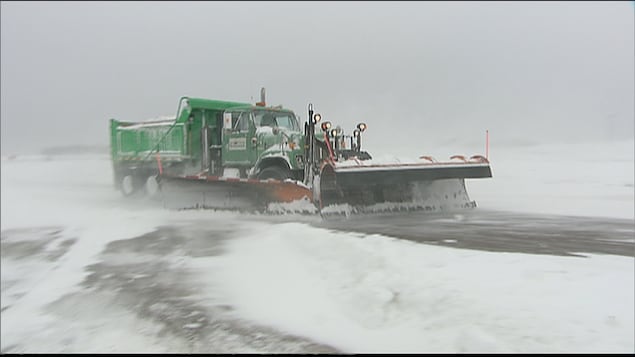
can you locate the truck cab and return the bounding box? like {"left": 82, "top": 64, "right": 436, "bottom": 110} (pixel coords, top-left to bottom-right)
{"left": 221, "top": 106, "right": 306, "bottom": 181}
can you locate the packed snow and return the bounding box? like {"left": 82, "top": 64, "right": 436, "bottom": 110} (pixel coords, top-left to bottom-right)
{"left": 195, "top": 222, "right": 634, "bottom": 353}
{"left": 1, "top": 139, "right": 633, "bottom": 353}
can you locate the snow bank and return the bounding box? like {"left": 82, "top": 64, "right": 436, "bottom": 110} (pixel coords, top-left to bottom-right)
{"left": 1, "top": 156, "right": 250, "bottom": 352}
{"left": 201, "top": 222, "right": 634, "bottom": 353}
{"left": 1, "top": 157, "right": 179, "bottom": 351}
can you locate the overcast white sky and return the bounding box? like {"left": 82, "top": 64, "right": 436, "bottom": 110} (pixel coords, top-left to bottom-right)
{"left": 1, "top": 1, "right": 633, "bottom": 155}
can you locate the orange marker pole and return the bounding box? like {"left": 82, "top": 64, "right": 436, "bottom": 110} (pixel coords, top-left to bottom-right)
{"left": 486, "top": 130, "right": 489, "bottom": 160}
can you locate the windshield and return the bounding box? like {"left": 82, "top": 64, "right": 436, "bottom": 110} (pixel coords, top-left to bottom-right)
{"left": 253, "top": 110, "right": 300, "bottom": 131}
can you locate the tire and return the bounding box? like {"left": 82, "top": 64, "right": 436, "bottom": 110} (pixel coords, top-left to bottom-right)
{"left": 144, "top": 175, "right": 160, "bottom": 197}
{"left": 121, "top": 174, "right": 138, "bottom": 196}
{"left": 257, "top": 166, "right": 291, "bottom": 181}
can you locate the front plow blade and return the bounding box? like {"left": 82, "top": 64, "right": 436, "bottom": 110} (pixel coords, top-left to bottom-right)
{"left": 158, "top": 175, "right": 313, "bottom": 213}
{"left": 319, "top": 160, "right": 492, "bottom": 215}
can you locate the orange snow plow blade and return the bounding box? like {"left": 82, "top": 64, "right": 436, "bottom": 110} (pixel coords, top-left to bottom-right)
{"left": 157, "top": 174, "right": 313, "bottom": 212}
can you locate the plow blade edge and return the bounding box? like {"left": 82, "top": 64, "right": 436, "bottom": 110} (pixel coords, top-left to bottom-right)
{"left": 319, "top": 162, "right": 492, "bottom": 214}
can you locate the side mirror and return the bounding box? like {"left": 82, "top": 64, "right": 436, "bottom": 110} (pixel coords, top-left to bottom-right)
{"left": 223, "top": 112, "right": 232, "bottom": 131}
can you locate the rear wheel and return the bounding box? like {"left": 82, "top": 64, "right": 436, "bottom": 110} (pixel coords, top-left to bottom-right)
{"left": 121, "top": 174, "right": 138, "bottom": 196}
{"left": 257, "top": 166, "right": 291, "bottom": 181}
{"left": 145, "top": 175, "right": 160, "bottom": 197}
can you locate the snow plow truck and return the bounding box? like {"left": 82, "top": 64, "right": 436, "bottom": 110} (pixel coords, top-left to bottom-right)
{"left": 109, "top": 89, "right": 492, "bottom": 214}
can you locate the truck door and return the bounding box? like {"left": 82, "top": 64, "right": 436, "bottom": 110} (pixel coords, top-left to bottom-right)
{"left": 222, "top": 110, "right": 256, "bottom": 168}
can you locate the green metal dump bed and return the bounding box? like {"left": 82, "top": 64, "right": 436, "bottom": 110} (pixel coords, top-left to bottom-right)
{"left": 110, "top": 118, "right": 188, "bottom": 163}
{"left": 109, "top": 97, "right": 251, "bottom": 166}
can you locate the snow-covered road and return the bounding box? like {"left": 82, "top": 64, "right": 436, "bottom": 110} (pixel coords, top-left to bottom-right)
{"left": 1, "top": 140, "right": 633, "bottom": 353}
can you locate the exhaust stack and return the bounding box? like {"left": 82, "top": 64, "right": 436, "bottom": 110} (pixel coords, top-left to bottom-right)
{"left": 256, "top": 87, "right": 266, "bottom": 107}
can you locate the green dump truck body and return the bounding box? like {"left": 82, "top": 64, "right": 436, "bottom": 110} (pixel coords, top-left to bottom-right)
{"left": 109, "top": 95, "right": 306, "bottom": 195}
{"left": 110, "top": 119, "right": 186, "bottom": 161}
{"left": 110, "top": 97, "right": 249, "bottom": 163}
